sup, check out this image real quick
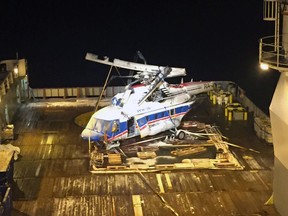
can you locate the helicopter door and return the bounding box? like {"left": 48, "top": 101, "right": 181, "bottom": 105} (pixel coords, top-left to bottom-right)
{"left": 136, "top": 116, "right": 150, "bottom": 138}
{"left": 127, "top": 117, "right": 135, "bottom": 137}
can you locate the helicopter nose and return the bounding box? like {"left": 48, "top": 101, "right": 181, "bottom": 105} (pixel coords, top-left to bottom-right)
{"left": 81, "top": 129, "right": 101, "bottom": 141}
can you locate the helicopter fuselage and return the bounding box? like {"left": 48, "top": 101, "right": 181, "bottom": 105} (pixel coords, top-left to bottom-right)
{"left": 81, "top": 81, "right": 212, "bottom": 143}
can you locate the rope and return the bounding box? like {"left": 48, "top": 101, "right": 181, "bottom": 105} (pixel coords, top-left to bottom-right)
{"left": 136, "top": 169, "right": 179, "bottom": 216}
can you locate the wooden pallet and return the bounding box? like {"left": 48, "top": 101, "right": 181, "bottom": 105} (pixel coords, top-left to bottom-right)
{"left": 108, "top": 153, "right": 122, "bottom": 165}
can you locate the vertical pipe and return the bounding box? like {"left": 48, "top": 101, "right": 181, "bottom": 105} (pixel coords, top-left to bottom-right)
{"left": 228, "top": 111, "right": 232, "bottom": 121}
{"left": 244, "top": 111, "right": 248, "bottom": 121}
{"left": 213, "top": 94, "right": 216, "bottom": 105}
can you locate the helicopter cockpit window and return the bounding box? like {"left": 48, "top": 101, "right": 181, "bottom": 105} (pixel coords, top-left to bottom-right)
{"left": 87, "top": 118, "right": 119, "bottom": 134}
{"left": 95, "top": 120, "right": 104, "bottom": 132}
{"left": 112, "top": 120, "right": 119, "bottom": 132}
{"left": 86, "top": 117, "right": 97, "bottom": 130}
{"left": 86, "top": 118, "right": 105, "bottom": 133}
{"left": 103, "top": 121, "right": 111, "bottom": 133}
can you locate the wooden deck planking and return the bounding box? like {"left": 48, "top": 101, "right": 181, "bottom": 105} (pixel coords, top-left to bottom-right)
{"left": 114, "top": 195, "right": 134, "bottom": 216}
{"left": 10, "top": 103, "right": 279, "bottom": 215}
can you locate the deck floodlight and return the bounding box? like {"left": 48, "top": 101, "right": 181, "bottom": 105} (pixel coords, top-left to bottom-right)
{"left": 13, "top": 65, "right": 19, "bottom": 77}
{"left": 260, "top": 62, "right": 269, "bottom": 70}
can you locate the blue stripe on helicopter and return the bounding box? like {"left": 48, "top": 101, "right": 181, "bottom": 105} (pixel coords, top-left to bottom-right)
{"left": 108, "top": 104, "right": 191, "bottom": 141}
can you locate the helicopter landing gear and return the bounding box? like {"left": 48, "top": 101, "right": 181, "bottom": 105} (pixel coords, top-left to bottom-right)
{"left": 106, "top": 141, "right": 120, "bottom": 150}
{"left": 167, "top": 129, "right": 187, "bottom": 141}
{"left": 176, "top": 130, "right": 186, "bottom": 140}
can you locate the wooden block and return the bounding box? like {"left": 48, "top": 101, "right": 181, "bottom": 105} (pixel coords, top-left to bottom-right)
{"left": 108, "top": 153, "right": 122, "bottom": 165}
{"left": 137, "top": 151, "right": 156, "bottom": 159}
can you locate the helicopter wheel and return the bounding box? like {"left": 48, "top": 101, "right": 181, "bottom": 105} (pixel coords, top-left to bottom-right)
{"left": 176, "top": 130, "right": 186, "bottom": 140}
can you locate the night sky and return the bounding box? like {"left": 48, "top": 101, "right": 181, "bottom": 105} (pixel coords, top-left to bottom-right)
{"left": 0, "top": 0, "right": 280, "bottom": 113}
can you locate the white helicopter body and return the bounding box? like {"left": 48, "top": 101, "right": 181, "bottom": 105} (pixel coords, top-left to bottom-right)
{"left": 80, "top": 53, "right": 213, "bottom": 144}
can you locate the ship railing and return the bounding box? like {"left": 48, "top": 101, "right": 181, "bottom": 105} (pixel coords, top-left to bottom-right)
{"left": 30, "top": 82, "right": 269, "bottom": 120}
{"left": 259, "top": 34, "right": 288, "bottom": 71}
{"left": 30, "top": 86, "right": 125, "bottom": 99}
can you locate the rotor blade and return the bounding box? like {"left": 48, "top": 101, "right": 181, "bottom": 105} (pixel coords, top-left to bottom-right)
{"left": 85, "top": 53, "right": 186, "bottom": 77}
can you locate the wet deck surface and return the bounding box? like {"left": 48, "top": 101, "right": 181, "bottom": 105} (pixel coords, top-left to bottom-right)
{"left": 10, "top": 97, "right": 279, "bottom": 215}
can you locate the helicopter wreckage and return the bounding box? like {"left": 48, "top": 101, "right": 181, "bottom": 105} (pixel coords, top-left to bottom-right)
{"left": 81, "top": 53, "right": 214, "bottom": 145}
{"left": 80, "top": 53, "right": 246, "bottom": 172}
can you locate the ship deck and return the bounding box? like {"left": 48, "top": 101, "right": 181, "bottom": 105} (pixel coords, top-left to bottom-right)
{"left": 10, "top": 96, "right": 279, "bottom": 215}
